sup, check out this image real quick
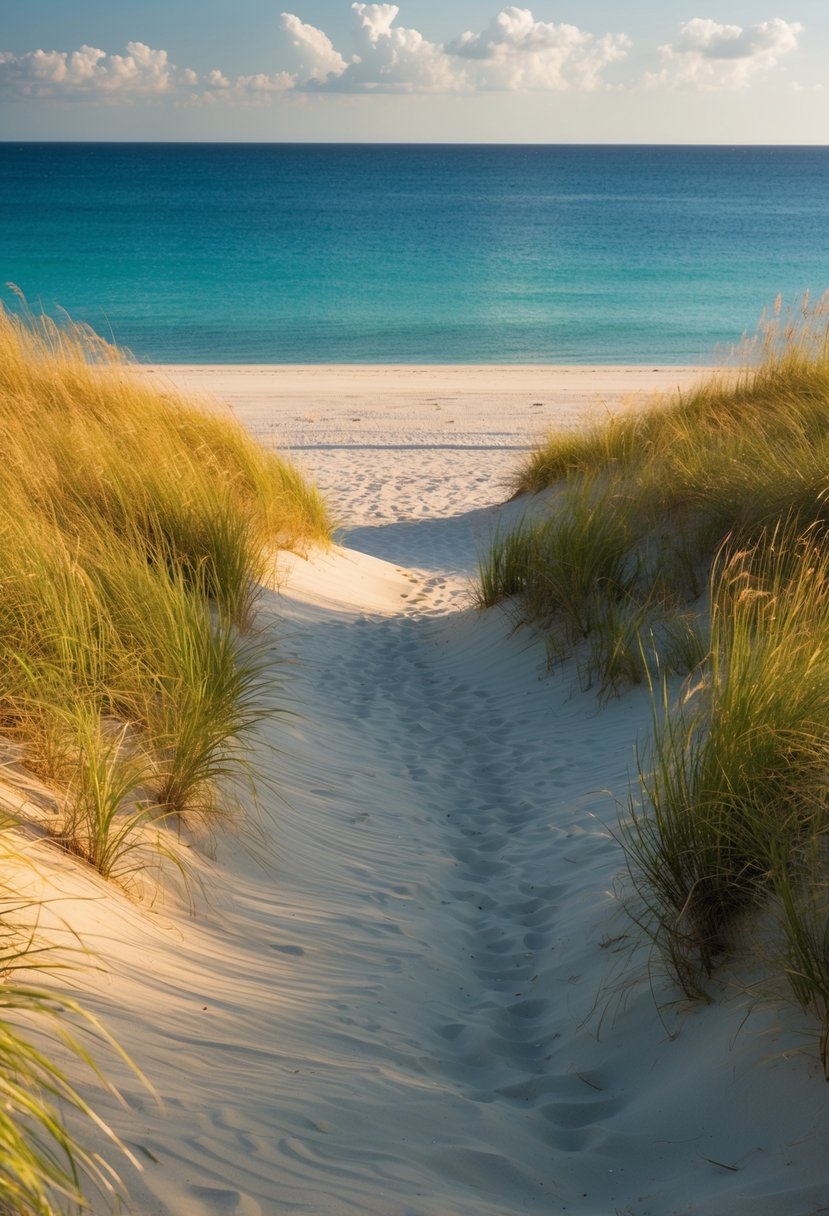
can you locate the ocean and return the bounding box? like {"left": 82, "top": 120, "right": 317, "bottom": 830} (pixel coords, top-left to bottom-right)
{"left": 1, "top": 142, "right": 828, "bottom": 365}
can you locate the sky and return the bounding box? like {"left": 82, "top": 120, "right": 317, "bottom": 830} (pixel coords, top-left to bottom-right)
{"left": 1, "top": 1, "right": 826, "bottom": 143}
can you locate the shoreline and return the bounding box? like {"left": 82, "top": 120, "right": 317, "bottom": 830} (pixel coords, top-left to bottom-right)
{"left": 145, "top": 362, "right": 705, "bottom": 411}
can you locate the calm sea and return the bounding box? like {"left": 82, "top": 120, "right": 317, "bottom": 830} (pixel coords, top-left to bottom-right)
{"left": 1, "top": 143, "right": 828, "bottom": 364}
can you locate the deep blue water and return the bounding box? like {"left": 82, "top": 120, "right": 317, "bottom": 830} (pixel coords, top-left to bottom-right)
{"left": 1, "top": 143, "right": 828, "bottom": 364}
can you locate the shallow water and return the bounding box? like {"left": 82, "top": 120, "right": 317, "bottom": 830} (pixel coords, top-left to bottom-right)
{"left": 2, "top": 142, "right": 829, "bottom": 363}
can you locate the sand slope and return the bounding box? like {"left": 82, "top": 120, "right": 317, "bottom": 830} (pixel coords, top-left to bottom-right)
{"left": 18, "top": 366, "right": 829, "bottom": 1215}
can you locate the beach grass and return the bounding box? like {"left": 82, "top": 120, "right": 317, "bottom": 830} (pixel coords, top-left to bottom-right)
{"left": 479, "top": 474, "right": 706, "bottom": 695}
{"left": 0, "top": 304, "right": 329, "bottom": 873}
{"left": 624, "top": 527, "right": 829, "bottom": 1023}
{"left": 0, "top": 874, "right": 146, "bottom": 1216}
{"left": 0, "top": 304, "right": 331, "bottom": 1208}
{"left": 485, "top": 297, "right": 829, "bottom": 1051}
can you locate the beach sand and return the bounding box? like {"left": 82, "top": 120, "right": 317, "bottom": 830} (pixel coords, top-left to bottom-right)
{"left": 142, "top": 364, "right": 707, "bottom": 529}
{"left": 17, "top": 363, "right": 829, "bottom": 1215}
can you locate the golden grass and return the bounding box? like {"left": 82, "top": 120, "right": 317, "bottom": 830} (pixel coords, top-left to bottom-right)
{"left": 0, "top": 304, "right": 330, "bottom": 872}
{"left": 0, "top": 304, "right": 331, "bottom": 1210}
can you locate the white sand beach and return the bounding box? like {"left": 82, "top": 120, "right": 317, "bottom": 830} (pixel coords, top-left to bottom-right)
{"left": 15, "top": 362, "right": 829, "bottom": 1216}
{"left": 142, "top": 364, "right": 707, "bottom": 529}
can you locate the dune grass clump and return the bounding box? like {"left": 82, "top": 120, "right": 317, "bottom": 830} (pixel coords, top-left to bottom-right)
{"left": 478, "top": 478, "right": 691, "bottom": 694}
{"left": 480, "top": 478, "right": 638, "bottom": 633}
{"left": 517, "top": 292, "right": 829, "bottom": 504}
{"left": 483, "top": 295, "right": 829, "bottom": 694}
{"left": 625, "top": 528, "right": 829, "bottom": 1000}
{"left": 0, "top": 303, "right": 329, "bottom": 880}
{"left": 485, "top": 297, "right": 829, "bottom": 1057}
{"left": 480, "top": 474, "right": 708, "bottom": 695}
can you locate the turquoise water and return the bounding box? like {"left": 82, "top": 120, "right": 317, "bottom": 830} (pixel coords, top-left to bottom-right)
{"left": 2, "top": 143, "right": 829, "bottom": 364}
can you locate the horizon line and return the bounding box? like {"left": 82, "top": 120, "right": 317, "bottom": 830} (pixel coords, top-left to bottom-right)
{"left": 2, "top": 139, "right": 828, "bottom": 148}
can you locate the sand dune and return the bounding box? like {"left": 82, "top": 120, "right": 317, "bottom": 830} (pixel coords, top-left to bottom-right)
{"left": 19, "top": 364, "right": 829, "bottom": 1215}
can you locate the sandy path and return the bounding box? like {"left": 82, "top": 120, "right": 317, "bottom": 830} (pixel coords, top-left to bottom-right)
{"left": 199, "top": 539, "right": 647, "bottom": 1216}
{"left": 18, "top": 364, "right": 829, "bottom": 1216}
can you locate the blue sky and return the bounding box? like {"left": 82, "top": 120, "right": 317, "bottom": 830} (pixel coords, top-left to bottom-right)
{"left": 1, "top": 1, "right": 826, "bottom": 141}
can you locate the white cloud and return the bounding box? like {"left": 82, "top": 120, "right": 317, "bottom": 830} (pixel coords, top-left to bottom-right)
{"left": 196, "top": 69, "right": 296, "bottom": 104}
{"left": 0, "top": 41, "right": 186, "bottom": 96}
{"left": 449, "top": 6, "right": 630, "bottom": 91}
{"left": 0, "top": 39, "right": 299, "bottom": 104}
{"left": 284, "top": 4, "right": 628, "bottom": 93}
{"left": 0, "top": 5, "right": 698, "bottom": 104}
{"left": 648, "top": 17, "right": 803, "bottom": 89}
{"left": 327, "top": 2, "right": 459, "bottom": 92}
{"left": 279, "top": 13, "right": 349, "bottom": 82}
{"left": 234, "top": 71, "right": 297, "bottom": 94}
{"left": 353, "top": 4, "right": 399, "bottom": 43}
{"left": 0, "top": 7, "right": 629, "bottom": 103}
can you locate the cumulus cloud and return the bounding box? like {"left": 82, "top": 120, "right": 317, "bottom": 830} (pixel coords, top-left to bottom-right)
{"left": 0, "top": 41, "right": 186, "bottom": 96}
{"left": 318, "top": 2, "right": 459, "bottom": 92}
{"left": 0, "top": 39, "right": 299, "bottom": 104}
{"left": 19, "top": 6, "right": 808, "bottom": 105}
{"left": 285, "top": 3, "right": 628, "bottom": 93}
{"left": 197, "top": 69, "right": 295, "bottom": 103}
{"left": 279, "top": 13, "right": 348, "bottom": 82}
{"left": 448, "top": 7, "right": 630, "bottom": 90}
{"left": 0, "top": 7, "right": 629, "bottom": 102}
{"left": 353, "top": 4, "right": 399, "bottom": 43}
{"left": 234, "top": 71, "right": 296, "bottom": 93}
{"left": 648, "top": 17, "right": 803, "bottom": 89}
